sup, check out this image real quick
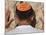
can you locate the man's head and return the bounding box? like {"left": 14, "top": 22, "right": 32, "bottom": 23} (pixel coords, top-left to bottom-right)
{"left": 15, "top": 2, "right": 36, "bottom": 27}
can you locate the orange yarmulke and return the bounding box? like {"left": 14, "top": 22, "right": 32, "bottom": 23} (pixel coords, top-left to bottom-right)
{"left": 16, "top": 3, "right": 32, "bottom": 12}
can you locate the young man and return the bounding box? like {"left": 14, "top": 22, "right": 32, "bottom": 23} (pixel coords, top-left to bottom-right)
{"left": 6, "top": 2, "right": 43, "bottom": 35}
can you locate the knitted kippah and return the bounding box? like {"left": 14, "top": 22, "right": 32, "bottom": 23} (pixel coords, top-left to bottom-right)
{"left": 16, "top": 3, "right": 32, "bottom": 13}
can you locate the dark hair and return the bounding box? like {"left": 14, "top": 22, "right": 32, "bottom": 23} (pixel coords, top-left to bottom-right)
{"left": 16, "top": 4, "right": 36, "bottom": 28}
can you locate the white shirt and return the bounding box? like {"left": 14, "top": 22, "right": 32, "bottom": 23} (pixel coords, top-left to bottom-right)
{"left": 6, "top": 25, "right": 43, "bottom": 35}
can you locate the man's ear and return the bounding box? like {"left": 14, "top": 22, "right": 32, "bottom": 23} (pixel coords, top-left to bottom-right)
{"left": 29, "top": 16, "right": 34, "bottom": 21}
{"left": 15, "top": 15, "right": 20, "bottom": 24}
